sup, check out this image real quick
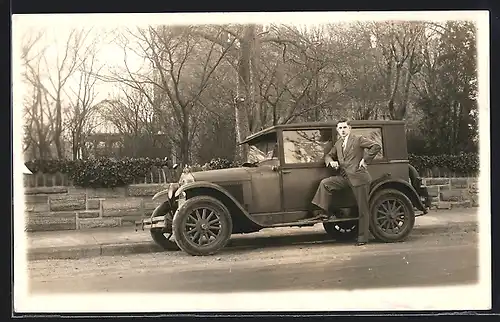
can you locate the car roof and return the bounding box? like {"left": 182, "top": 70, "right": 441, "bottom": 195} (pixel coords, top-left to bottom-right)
{"left": 239, "top": 120, "right": 405, "bottom": 145}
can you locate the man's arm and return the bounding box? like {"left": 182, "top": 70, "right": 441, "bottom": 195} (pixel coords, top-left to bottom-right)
{"left": 323, "top": 140, "right": 337, "bottom": 166}
{"left": 359, "top": 136, "right": 381, "bottom": 164}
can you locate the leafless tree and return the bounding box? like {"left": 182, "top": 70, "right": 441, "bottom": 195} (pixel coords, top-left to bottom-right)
{"left": 21, "top": 27, "right": 95, "bottom": 159}
{"left": 370, "top": 21, "right": 425, "bottom": 120}
{"left": 98, "top": 85, "right": 167, "bottom": 157}
{"left": 100, "top": 25, "right": 235, "bottom": 165}
{"left": 194, "top": 23, "right": 340, "bottom": 160}
{"left": 21, "top": 30, "right": 54, "bottom": 159}
{"left": 64, "top": 41, "right": 104, "bottom": 159}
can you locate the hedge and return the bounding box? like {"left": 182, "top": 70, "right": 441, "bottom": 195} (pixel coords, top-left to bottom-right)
{"left": 408, "top": 153, "right": 479, "bottom": 176}
{"left": 182, "top": 158, "right": 239, "bottom": 173}
{"left": 25, "top": 154, "right": 479, "bottom": 188}
{"left": 25, "top": 157, "right": 172, "bottom": 188}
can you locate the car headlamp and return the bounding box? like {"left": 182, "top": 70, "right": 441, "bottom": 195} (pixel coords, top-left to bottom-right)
{"left": 178, "top": 172, "right": 195, "bottom": 186}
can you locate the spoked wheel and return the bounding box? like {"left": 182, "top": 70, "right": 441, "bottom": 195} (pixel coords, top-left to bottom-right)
{"left": 369, "top": 189, "right": 415, "bottom": 242}
{"left": 149, "top": 203, "right": 179, "bottom": 251}
{"left": 172, "top": 196, "right": 232, "bottom": 256}
{"left": 323, "top": 220, "right": 358, "bottom": 241}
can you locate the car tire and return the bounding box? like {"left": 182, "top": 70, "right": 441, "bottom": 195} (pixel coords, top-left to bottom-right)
{"left": 172, "top": 195, "right": 233, "bottom": 256}
{"left": 150, "top": 229, "right": 180, "bottom": 251}
{"left": 149, "top": 202, "right": 180, "bottom": 251}
{"left": 369, "top": 188, "right": 415, "bottom": 242}
{"left": 323, "top": 220, "right": 358, "bottom": 241}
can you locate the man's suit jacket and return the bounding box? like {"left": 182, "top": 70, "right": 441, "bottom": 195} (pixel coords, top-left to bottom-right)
{"left": 324, "top": 134, "right": 381, "bottom": 187}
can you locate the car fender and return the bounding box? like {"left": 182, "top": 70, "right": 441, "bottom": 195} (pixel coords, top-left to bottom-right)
{"left": 152, "top": 183, "right": 180, "bottom": 202}
{"left": 369, "top": 177, "right": 426, "bottom": 212}
{"left": 174, "top": 181, "right": 263, "bottom": 228}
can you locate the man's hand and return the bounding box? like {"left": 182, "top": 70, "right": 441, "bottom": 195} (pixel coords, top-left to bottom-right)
{"left": 329, "top": 160, "right": 339, "bottom": 169}
{"left": 358, "top": 158, "right": 367, "bottom": 169}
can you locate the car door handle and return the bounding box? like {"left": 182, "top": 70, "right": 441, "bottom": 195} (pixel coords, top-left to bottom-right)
{"left": 282, "top": 170, "right": 292, "bottom": 174}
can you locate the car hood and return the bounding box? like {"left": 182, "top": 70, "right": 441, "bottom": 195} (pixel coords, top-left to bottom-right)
{"left": 191, "top": 167, "right": 252, "bottom": 183}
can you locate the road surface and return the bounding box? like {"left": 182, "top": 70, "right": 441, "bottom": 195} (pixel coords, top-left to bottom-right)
{"left": 28, "top": 225, "right": 478, "bottom": 293}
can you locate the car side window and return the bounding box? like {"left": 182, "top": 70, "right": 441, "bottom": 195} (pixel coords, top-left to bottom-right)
{"left": 350, "top": 127, "right": 385, "bottom": 160}
{"left": 283, "top": 129, "right": 331, "bottom": 164}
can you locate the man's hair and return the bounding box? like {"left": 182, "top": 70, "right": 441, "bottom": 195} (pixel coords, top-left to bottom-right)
{"left": 336, "top": 118, "right": 351, "bottom": 126}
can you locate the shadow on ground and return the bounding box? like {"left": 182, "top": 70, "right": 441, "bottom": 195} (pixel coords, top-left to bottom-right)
{"left": 216, "top": 223, "right": 474, "bottom": 255}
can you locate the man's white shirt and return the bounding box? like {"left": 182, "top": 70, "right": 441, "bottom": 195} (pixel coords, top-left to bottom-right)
{"left": 342, "top": 134, "right": 349, "bottom": 150}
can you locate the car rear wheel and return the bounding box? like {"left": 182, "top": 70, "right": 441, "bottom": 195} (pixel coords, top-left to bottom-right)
{"left": 323, "top": 220, "right": 358, "bottom": 241}
{"left": 369, "top": 189, "right": 415, "bottom": 242}
{"left": 172, "top": 195, "right": 232, "bottom": 256}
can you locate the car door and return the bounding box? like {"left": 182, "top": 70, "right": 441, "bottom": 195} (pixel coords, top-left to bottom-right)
{"left": 280, "top": 128, "right": 334, "bottom": 212}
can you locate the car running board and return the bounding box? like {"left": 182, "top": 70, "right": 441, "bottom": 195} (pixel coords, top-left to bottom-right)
{"left": 267, "top": 216, "right": 360, "bottom": 228}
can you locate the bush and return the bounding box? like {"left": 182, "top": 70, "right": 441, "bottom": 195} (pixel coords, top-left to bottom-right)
{"left": 25, "top": 157, "right": 172, "bottom": 188}
{"left": 24, "top": 157, "right": 238, "bottom": 188}
{"left": 182, "top": 158, "right": 238, "bottom": 174}
{"left": 409, "top": 153, "right": 479, "bottom": 176}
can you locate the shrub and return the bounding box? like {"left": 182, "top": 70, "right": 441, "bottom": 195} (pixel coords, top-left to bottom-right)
{"left": 25, "top": 157, "right": 172, "bottom": 188}
{"left": 408, "top": 153, "right": 479, "bottom": 176}
{"left": 24, "top": 157, "right": 238, "bottom": 188}
{"left": 182, "top": 158, "right": 238, "bottom": 174}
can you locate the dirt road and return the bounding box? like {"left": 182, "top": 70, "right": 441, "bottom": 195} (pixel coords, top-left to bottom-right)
{"left": 28, "top": 224, "right": 478, "bottom": 293}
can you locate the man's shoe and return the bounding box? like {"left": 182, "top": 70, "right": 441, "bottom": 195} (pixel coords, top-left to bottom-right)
{"left": 308, "top": 213, "right": 328, "bottom": 221}
{"left": 356, "top": 241, "right": 367, "bottom": 246}
{"left": 324, "top": 214, "right": 337, "bottom": 221}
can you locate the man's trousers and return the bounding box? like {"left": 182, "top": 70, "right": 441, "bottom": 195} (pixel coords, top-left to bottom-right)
{"left": 312, "top": 175, "right": 370, "bottom": 243}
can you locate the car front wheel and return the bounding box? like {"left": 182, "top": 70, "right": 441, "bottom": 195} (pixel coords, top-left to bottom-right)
{"left": 172, "top": 195, "right": 233, "bottom": 256}
{"left": 150, "top": 229, "right": 180, "bottom": 251}
{"left": 369, "top": 188, "right": 415, "bottom": 242}
{"left": 149, "top": 202, "right": 179, "bottom": 251}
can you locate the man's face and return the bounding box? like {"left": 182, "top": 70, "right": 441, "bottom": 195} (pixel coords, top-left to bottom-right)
{"left": 336, "top": 122, "right": 351, "bottom": 138}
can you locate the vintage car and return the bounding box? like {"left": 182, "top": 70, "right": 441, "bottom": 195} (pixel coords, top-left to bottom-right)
{"left": 135, "top": 120, "right": 430, "bottom": 256}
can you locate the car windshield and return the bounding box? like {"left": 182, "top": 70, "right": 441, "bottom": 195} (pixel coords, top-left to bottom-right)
{"left": 247, "top": 140, "right": 277, "bottom": 163}
{"left": 245, "top": 131, "right": 278, "bottom": 164}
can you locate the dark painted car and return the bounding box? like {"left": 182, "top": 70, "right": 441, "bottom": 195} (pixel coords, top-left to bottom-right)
{"left": 135, "top": 120, "right": 430, "bottom": 256}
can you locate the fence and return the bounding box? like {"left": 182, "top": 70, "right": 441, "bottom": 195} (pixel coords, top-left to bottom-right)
{"left": 23, "top": 167, "right": 183, "bottom": 188}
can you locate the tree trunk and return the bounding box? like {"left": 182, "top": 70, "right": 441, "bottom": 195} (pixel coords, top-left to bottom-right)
{"left": 251, "top": 25, "right": 262, "bottom": 130}
{"left": 388, "top": 63, "right": 402, "bottom": 119}
{"left": 54, "top": 93, "right": 64, "bottom": 158}
{"left": 180, "top": 113, "right": 190, "bottom": 166}
{"left": 398, "top": 53, "right": 416, "bottom": 120}
{"left": 233, "top": 25, "right": 256, "bottom": 162}
{"left": 72, "top": 131, "right": 78, "bottom": 160}
{"left": 234, "top": 99, "right": 249, "bottom": 163}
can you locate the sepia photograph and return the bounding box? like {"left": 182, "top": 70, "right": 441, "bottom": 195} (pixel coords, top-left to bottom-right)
{"left": 12, "top": 11, "right": 491, "bottom": 313}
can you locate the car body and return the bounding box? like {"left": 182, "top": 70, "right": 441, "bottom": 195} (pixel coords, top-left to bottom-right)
{"left": 135, "top": 120, "right": 430, "bottom": 256}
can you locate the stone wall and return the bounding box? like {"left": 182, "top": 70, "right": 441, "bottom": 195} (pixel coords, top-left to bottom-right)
{"left": 23, "top": 177, "right": 479, "bottom": 232}
{"left": 24, "top": 184, "right": 168, "bottom": 232}
{"left": 422, "top": 177, "right": 479, "bottom": 209}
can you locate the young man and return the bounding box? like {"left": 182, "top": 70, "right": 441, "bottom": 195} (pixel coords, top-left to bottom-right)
{"left": 311, "top": 119, "right": 381, "bottom": 246}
